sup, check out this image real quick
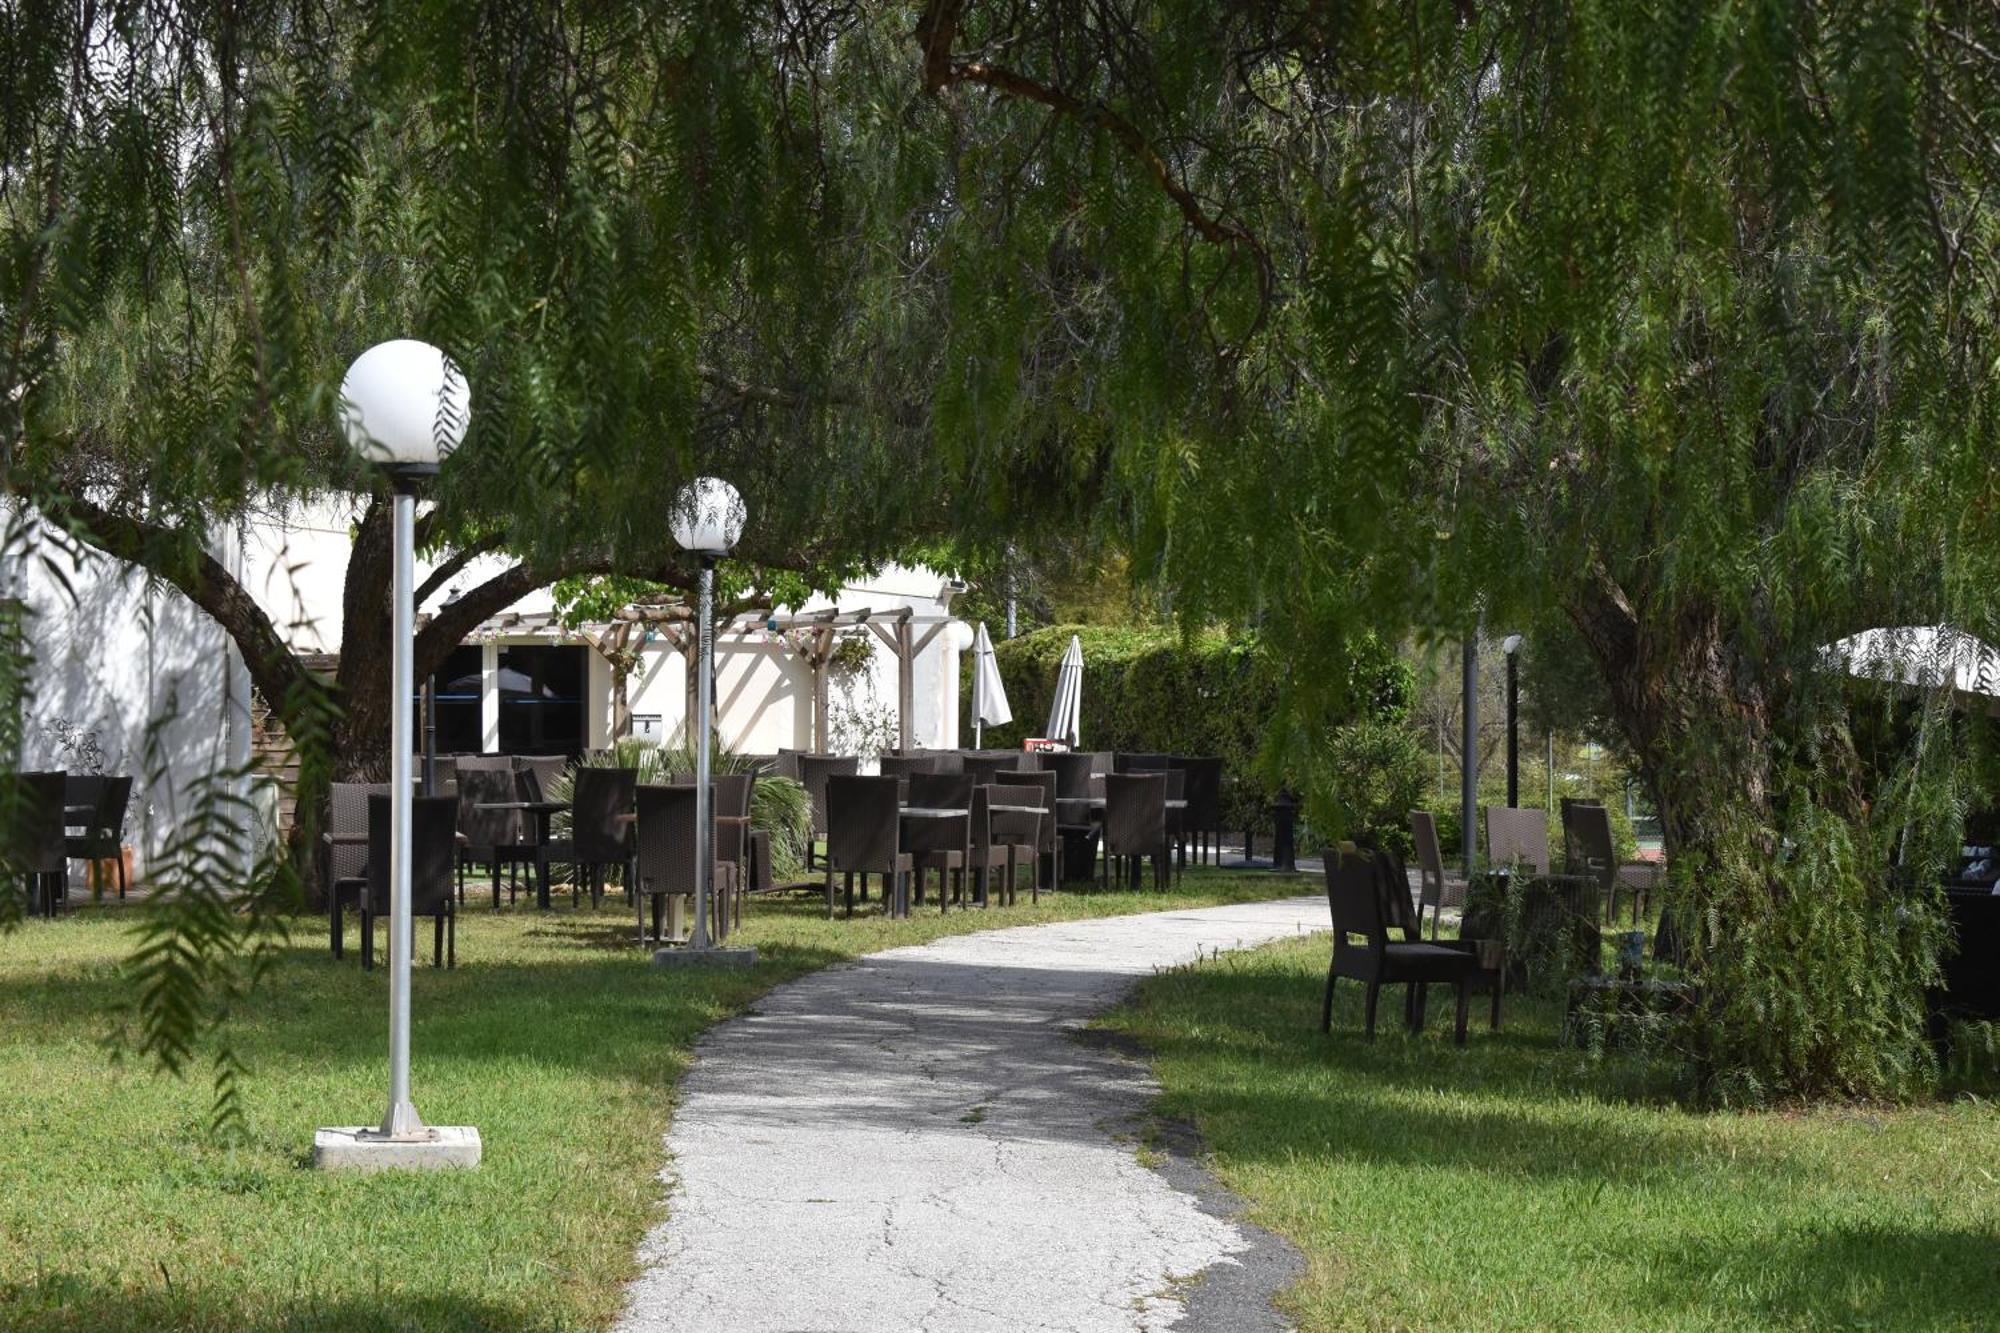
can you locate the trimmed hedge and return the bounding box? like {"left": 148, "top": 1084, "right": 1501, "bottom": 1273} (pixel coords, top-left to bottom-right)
{"left": 976, "top": 624, "right": 1408, "bottom": 836}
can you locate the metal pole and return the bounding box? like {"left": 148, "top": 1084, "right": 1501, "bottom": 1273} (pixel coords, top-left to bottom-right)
{"left": 1506, "top": 650, "right": 1519, "bottom": 809}
{"left": 423, "top": 673, "right": 437, "bottom": 795}
{"left": 379, "top": 485, "right": 426, "bottom": 1139}
{"left": 1460, "top": 634, "right": 1478, "bottom": 871}
{"left": 1546, "top": 727, "right": 1555, "bottom": 813}
{"left": 689, "top": 557, "right": 715, "bottom": 951}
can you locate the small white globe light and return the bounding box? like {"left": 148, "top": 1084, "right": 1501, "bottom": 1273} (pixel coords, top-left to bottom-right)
{"left": 339, "top": 340, "right": 471, "bottom": 469}
{"left": 944, "top": 620, "right": 976, "bottom": 652}
{"left": 1501, "top": 634, "right": 1524, "bottom": 655}
{"left": 670, "top": 477, "right": 747, "bottom": 556}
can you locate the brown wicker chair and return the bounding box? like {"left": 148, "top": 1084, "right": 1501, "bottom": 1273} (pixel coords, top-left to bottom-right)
{"left": 1484, "top": 806, "right": 1551, "bottom": 874}
{"left": 985, "top": 782, "right": 1044, "bottom": 905}
{"left": 326, "top": 781, "right": 388, "bottom": 957}
{"left": 823, "top": 775, "right": 911, "bottom": 917}
{"left": 1322, "top": 845, "right": 1478, "bottom": 1044}
{"left": 65, "top": 774, "right": 132, "bottom": 898}
{"left": 634, "top": 783, "right": 740, "bottom": 946}
{"left": 905, "top": 772, "right": 973, "bottom": 912}
{"left": 1102, "top": 772, "right": 1170, "bottom": 891}
{"left": 1410, "top": 810, "right": 1463, "bottom": 938}
{"left": 455, "top": 769, "right": 537, "bottom": 910}
{"left": 15, "top": 772, "right": 68, "bottom": 919}
{"left": 1170, "top": 757, "right": 1224, "bottom": 865}
{"left": 537, "top": 767, "right": 637, "bottom": 909}
{"left": 797, "top": 755, "right": 859, "bottom": 871}
{"left": 358, "top": 794, "right": 460, "bottom": 970}
{"left": 1038, "top": 752, "right": 1101, "bottom": 879}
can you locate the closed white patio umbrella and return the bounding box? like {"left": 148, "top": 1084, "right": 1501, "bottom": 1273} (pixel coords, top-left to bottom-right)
{"left": 1044, "top": 634, "right": 1084, "bottom": 747}
{"left": 970, "top": 622, "right": 1012, "bottom": 747}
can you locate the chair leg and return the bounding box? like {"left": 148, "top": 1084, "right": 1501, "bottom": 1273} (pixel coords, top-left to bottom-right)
{"left": 492, "top": 860, "right": 502, "bottom": 911}
{"left": 825, "top": 868, "right": 836, "bottom": 919}
{"left": 1455, "top": 980, "right": 1471, "bottom": 1047}
{"left": 361, "top": 909, "right": 374, "bottom": 971}
{"left": 1363, "top": 981, "right": 1380, "bottom": 1038}
{"left": 1490, "top": 977, "right": 1503, "bottom": 1031}
{"left": 448, "top": 907, "right": 456, "bottom": 969}
{"left": 433, "top": 911, "right": 444, "bottom": 967}
{"left": 639, "top": 886, "right": 650, "bottom": 945}
{"left": 331, "top": 898, "right": 344, "bottom": 960}
{"left": 1322, "top": 962, "right": 1337, "bottom": 1032}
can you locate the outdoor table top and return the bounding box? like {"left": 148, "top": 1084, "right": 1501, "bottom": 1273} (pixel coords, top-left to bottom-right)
{"left": 475, "top": 800, "right": 569, "bottom": 813}
{"left": 901, "top": 806, "right": 970, "bottom": 819}
{"left": 988, "top": 803, "right": 1046, "bottom": 815}
{"left": 1080, "top": 797, "right": 1187, "bottom": 810}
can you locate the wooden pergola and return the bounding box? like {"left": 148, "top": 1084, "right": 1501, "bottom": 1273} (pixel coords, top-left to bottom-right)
{"left": 601, "top": 603, "right": 960, "bottom": 751}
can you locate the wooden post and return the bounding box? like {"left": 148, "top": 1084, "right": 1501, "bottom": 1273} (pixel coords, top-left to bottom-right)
{"left": 812, "top": 624, "right": 834, "bottom": 752}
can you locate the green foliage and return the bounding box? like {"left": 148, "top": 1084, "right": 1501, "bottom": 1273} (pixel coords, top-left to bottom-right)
{"left": 983, "top": 624, "right": 1410, "bottom": 839}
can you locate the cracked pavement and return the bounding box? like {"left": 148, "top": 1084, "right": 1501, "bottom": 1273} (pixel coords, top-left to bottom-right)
{"left": 615, "top": 896, "right": 1327, "bottom": 1333}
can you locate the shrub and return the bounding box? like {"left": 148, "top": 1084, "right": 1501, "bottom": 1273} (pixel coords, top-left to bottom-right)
{"left": 980, "top": 624, "right": 1409, "bottom": 840}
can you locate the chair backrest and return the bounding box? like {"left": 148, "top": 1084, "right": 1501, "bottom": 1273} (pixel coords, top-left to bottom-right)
{"left": 745, "top": 752, "right": 798, "bottom": 781}
{"left": 1485, "top": 805, "right": 1550, "bottom": 875}
{"left": 516, "top": 756, "right": 569, "bottom": 803}
{"left": 328, "top": 781, "right": 389, "bottom": 882}
{"left": 1561, "top": 801, "right": 1616, "bottom": 888}
{"left": 365, "top": 794, "right": 458, "bottom": 915}
{"left": 906, "top": 771, "right": 972, "bottom": 812}
{"left": 64, "top": 774, "right": 104, "bottom": 818}
{"left": 963, "top": 754, "right": 1030, "bottom": 784}
{"left": 1324, "top": 845, "right": 1388, "bottom": 951}
{"left": 1171, "top": 757, "right": 1224, "bottom": 832}
{"left": 796, "top": 755, "right": 859, "bottom": 835}
{"left": 1115, "top": 752, "right": 1172, "bottom": 773}
{"left": 426, "top": 755, "right": 458, "bottom": 798}
{"left": 825, "top": 775, "right": 903, "bottom": 875}
{"left": 456, "top": 769, "right": 518, "bottom": 855}
{"left": 635, "top": 783, "right": 701, "bottom": 897}
{"left": 1015, "top": 771, "right": 1060, "bottom": 850}
{"left": 879, "top": 754, "right": 938, "bottom": 784}
{"left": 712, "top": 772, "right": 756, "bottom": 820}
{"left": 454, "top": 757, "right": 518, "bottom": 839}
{"left": 95, "top": 768, "right": 134, "bottom": 832}
{"left": 923, "top": 749, "right": 966, "bottom": 775}
{"left": 1162, "top": 768, "right": 1186, "bottom": 800}
{"left": 572, "top": 767, "right": 638, "bottom": 860}
{"left": 1373, "top": 846, "right": 1423, "bottom": 942}
{"left": 987, "top": 783, "right": 1043, "bottom": 849}
{"left": 903, "top": 772, "right": 972, "bottom": 859}
{"left": 1039, "top": 752, "right": 1097, "bottom": 801}
{"left": 13, "top": 772, "right": 68, "bottom": 873}
{"left": 1103, "top": 773, "right": 1167, "bottom": 855}
{"left": 1410, "top": 810, "right": 1446, "bottom": 909}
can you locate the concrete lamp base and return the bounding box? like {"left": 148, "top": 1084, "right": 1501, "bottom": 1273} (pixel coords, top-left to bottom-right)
{"left": 312, "top": 1125, "right": 483, "bottom": 1172}
{"left": 652, "top": 945, "right": 759, "bottom": 970}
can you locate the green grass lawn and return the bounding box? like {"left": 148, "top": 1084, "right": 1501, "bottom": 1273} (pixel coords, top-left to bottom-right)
{"left": 1104, "top": 935, "right": 2000, "bottom": 1332}
{"left": 0, "top": 870, "right": 1301, "bottom": 1331}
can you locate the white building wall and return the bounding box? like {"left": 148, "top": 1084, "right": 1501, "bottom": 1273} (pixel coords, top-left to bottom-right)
{"left": 10, "top": 517, "right": 256, "bottom": 877}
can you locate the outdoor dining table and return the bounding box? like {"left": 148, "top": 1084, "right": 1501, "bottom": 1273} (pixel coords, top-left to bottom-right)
{"left": 475, "top": 799, "right": 569, "bottom": 910}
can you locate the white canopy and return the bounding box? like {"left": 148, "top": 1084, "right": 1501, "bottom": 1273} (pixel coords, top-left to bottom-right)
{"left": 1044, "top": 634, "right": 1084, "bottom": 746}
{"left": 969, "top": 622, "right": 1012, "bottom": 745}
{"left": 1825, "top": 625, "right": 2000, "bottom": 705}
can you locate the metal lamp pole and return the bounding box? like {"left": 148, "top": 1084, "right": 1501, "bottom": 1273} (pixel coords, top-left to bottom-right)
{"left": 658, "top": 476, "right": 755, "bottom": 968}
{"left": 1502, "top": 634, "right": 1523, "bottom": 809}
{"left": 689, "top": 554, "right": 717, "bottom": 952}
{"left": 315, "top": 337, "right": 477, "bottom": 1170}
{"left": 1460, "top": 633, "right": 1478, "bottom": 870}
{"left": 378, "top": 474, "right": 426, "bottom": 1139}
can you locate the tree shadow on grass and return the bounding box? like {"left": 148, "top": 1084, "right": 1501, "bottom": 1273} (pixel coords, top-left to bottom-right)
{"left": 0, "top": 1273, "right": 550, "bottom": 1332}
{"left": 1633, "top": 1220, "right": 2000, "bottom": 1331}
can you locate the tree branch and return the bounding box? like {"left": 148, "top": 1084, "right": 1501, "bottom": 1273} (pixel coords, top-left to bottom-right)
{"left": 415, "top": 534, "right": 504, "bottom": 607}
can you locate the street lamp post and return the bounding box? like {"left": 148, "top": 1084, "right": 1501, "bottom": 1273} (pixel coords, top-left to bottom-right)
{"left": 1502, "top": 634, "right": 1523, "bottom": 809}
{"left": 656, "top": 477, "right": 757, "bottom": 970}
{"left": 313, "top": 339, "right": 480, "bottom": 1171}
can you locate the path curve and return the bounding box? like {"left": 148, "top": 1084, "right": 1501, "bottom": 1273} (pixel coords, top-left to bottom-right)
{"left": 616, "top": 896, "right": 1327, "bottom": 1333}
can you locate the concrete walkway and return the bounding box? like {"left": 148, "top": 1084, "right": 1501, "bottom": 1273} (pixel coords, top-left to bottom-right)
{"left": 616, "top": 896, "right": 1328, "bottom": 1333}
